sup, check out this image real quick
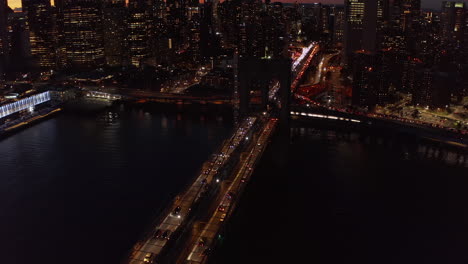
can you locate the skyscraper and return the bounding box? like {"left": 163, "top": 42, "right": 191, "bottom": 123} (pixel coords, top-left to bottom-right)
{"left": 352, "top": 50, "right": 390, "bottom": 107}
{"left": 22, "top": 0, "right": 57, "bottom": 69}
{"left": 344, "top": 0, "right": 389, "bottom": 65}
{"left": 166, "top": 0, "right": 186, "bottom": 53}
{"left": 7, "top": 12, "right": 31, "bottom": 72}
{"left": 127, "top": 0, "right": 150, "bottom": 67}
{"left": 149, "top": 0, "right": 170, "bottom": 63}
{"left": 332, "top": 7, "right": 345, "bottom": 43}
{"left": 187, "top": 8, "right": 202, "bottom": 63}
{"left": 344, "top": 0, "right": 365, "bottom": 65}
{"left": 394, "top": 0, "right": 421, "bottom": 33}
{"left": 63, "top": 0, "right": 104, "bottom": 68}
{"left": 441, "top": 2, "right": 466, "bottom": 46}
{"left": 0, "top": 0, "right": 8, "bottom": 80}
{"left": 103, "top": 0, "right": 128, "bottom": 66}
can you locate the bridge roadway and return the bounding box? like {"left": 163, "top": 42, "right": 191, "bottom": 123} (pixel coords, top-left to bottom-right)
{"left": 126, "top": 116, "right": 259, "bottom": 264}
{"left": 123, "top": 42, "right": 318, "bottom": 263}
{"left": 183, "top": 117, "right": 278, "bottom": 264}
{"left": 291, "top": 43, "right": 320, "bottom": 93}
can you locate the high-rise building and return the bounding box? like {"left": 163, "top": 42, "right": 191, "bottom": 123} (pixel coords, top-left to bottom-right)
{"left": 344, "top": 0, "right": 365, "bottom": 63}
{"left": 199, "top": 0, "right": 216, "bottom": 59}
{"left": 361, "top": 0, "right": 380, "bottom": 52}
{"left": 0, "top": 0, "right": 8, "bottom": 80}
{"left": 411, "top": 67, "right": 452, "bottom": 108}
{"left": 53, "top": 0, "right": 66, "bottom": 68}
{"left": 0, "top": 0, "right": 8, "bottom": 56}
{"left": 22, "top": 0, "right": 57, "bottom": 69}
{"left": 394, "top": 0, "right": 421, "bottom": 33}
{"left": 392, "top": 0, "right": 421, "bottom": 53}
{"left": 149, "top": 0, "right": 170, "bottom": 63}
{"left": 440, "top": 2, "right": 466, "bottom": 46}
{"left": 166, "top": 0, "right": 187, "bottom": 53}
{"left": 127, "top": 0, "right": 151, "bottom": 67}
{"left": 186, "top": 3, "right": 202, "bottom": 63}
{"left": 63, "top": 0, "right": 104, "bottom": 68}
{"left": 7, "top": 11, "right": 31, "bottom": 72}
{"left": 352, "top": 50, "right": 390, "bottom": 107}
{"left": 103, "top": 0, "right": 127, "bottom": 66}
{"left": 344, "top": 0, "right": 388, "bottom": 64}
{"left": 321, "top": 5, "right": 331, "bottom": 34}
{"left": 332, "top": 7, "right": 345, "bottom": 43}
{"left": 352, "top": 51, "right": 376, "bottom": 107}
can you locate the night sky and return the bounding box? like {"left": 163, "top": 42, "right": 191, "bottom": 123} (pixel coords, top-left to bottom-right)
{"left": 6, "top": 0, "right": 461, "bottom": 10}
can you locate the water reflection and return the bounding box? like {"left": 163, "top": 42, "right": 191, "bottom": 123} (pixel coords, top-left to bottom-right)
{"left": 291, "top": 127, "right": 467, "bottom": 167}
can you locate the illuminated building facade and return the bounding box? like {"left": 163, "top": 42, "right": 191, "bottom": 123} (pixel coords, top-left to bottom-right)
{"left": 127, "top": 1, "right": 150, "bottom": 67}
{"left": 344, "top": 0, "right": 365, "bottom": 64}
{"left": 394, "top": 0, "right": 421, "bottom": 32}
{"left": 333, "top": 7, "right": 345, "bottom": 43}
{"left": 22, "top": 0, "right": 57, "bottom": 69}
{"left": 103, "top": 0, "right": 128, "bottom": 66}
{"left": 63, "top": 0, "right": 104, "bottom": 68}
{"left": 441, "top": 2, "right": 466, "bottom": 45}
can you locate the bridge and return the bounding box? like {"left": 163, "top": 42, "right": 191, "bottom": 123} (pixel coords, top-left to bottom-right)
{"left": 83, "top": 43, "right": 320, "bottom": 109}
{"left": 120, "top": 38, "right": 467, "bottom": 264}
{"left": 291, "top": 105, "right": 468, "bottom": 149}
{"left": 122, "top": 43, "right": 320, "bottom": 264}
{"left": 182, "top": 117, "right": 277, "bottom": 264}
{"left": 124, "top": 115, "right": 275, "bottom": 264}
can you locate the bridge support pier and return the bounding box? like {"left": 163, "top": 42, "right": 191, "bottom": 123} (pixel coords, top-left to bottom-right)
{"left": 238, "top": 58, "right": 291, "bottom": 126}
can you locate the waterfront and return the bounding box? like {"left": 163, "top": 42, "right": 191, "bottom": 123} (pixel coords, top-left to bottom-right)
{"left": 0, "top": 103, "right": 233, "bottom": 264}
{"left": 215, "top": 123, "right": 468, "bottom": 264}
{"left": 1, "top": 102, "right": 467, "bottom": 264}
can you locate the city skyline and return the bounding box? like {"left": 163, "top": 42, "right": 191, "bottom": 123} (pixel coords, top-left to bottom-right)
{"left": 0, "top": 0, "right": 467, "bottom": 263}
{"left": 6, "top": 0, "right": 456, "bottom": 9}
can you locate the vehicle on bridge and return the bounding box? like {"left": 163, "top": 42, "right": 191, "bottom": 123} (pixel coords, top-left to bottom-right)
{"left": 218, "top": 193, "right": 233, "bottom": 212}
{"left": 220, "top": 213, "right": 227, "bottom": 222}
{"left": 162, "top": 230, "right": 171, "bottom": 240}
{"left": 153, "top": 229, "right": 162, "bottom": 239}
{"left": 143, "top": 253, "right": 154, "bottom": 263}
{"left": 172, "top": 206, "right": 181, "bottom": 218}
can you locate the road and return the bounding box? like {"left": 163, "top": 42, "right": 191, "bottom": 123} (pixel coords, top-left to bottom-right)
{"left": 126, "top": 117, "right": 259, "bottom": 264}
{"left": 184, "top": 117, "right": 278, "bottom": 264}
{"left": 306, "top": 51, "right": 349, "bottom": 107}
{"left": 291, "top": 43, "right": 320, "bottom": 92}
{"left": 376, "top": 93, "right": 468, "bottom": 131}
{"left": 293, "top": 54, "right": 467, "bottom": 135}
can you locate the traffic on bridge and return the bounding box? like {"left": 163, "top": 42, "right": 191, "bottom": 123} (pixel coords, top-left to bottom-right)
{"left": 184, "top": 117, "right": 278, "bottom": 264}
{"left": 126, "top": 117, "right": 259, "bottom": 264}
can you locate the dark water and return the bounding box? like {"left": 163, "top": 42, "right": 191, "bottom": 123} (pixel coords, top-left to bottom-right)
{"left": 0, "top": 103, "right": 233, "bottom": 264}
{"left": 215, "top": 125, "right": 468, "bottom": 264}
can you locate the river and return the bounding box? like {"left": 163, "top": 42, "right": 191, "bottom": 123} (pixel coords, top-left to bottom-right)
{"left": 214, "top": 123, "right": 468, "bottom": 264}
{"left": 0, "top": 103, "right": 233, "bottom": 264}
{"left": 1, "top": 103, "right": 467, "bottom": 264}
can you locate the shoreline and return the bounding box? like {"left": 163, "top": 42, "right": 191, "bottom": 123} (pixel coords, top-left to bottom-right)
{"left": 0, "top": 107, "right": 62, "bottom": 140}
